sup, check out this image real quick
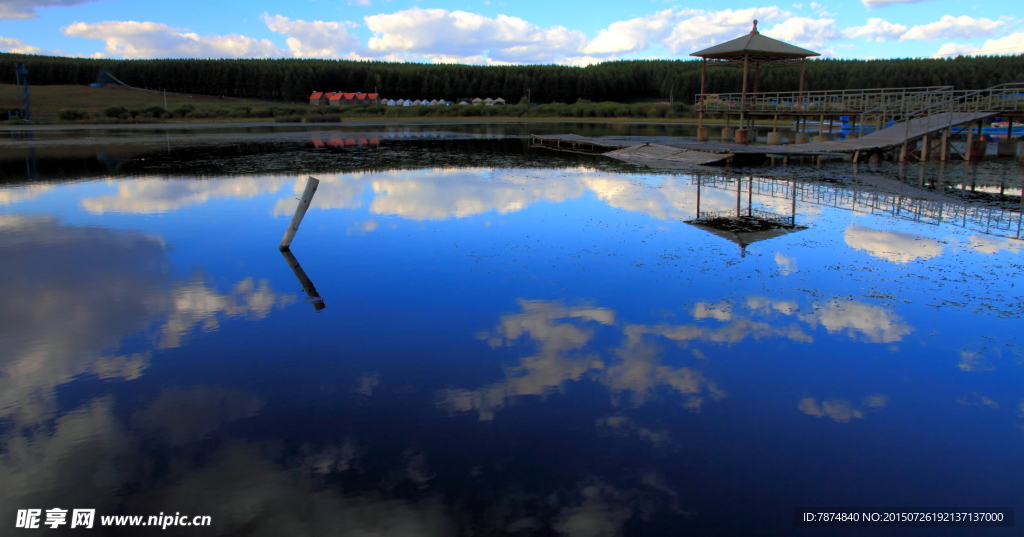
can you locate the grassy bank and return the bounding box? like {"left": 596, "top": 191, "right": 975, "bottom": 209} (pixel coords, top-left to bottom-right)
{"left": 0, "top": 84, "right": 292, "bottom": 123}
{"left": 2, "top": 84, "right": 712, "bottom": 125}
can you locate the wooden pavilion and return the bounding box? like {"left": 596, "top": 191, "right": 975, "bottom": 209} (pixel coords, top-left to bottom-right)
{"left": 690, "top": 21, "right": 819, "bottom": 143}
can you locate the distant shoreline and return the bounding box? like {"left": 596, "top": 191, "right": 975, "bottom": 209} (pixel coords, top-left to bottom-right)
{"left": 0, "top": 116, "right": 766, "bottom": 132}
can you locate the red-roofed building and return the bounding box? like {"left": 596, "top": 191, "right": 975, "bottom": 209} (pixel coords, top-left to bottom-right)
{"left": 317, "top": 91, "right": 383, "bottom": 106}
{"left": 309, "top": 91, "right": 328, "bottom": 106}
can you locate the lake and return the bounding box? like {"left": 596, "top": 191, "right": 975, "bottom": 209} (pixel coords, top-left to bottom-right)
{"left": 2, "top": 123, "right": 1023, "bottom": 536}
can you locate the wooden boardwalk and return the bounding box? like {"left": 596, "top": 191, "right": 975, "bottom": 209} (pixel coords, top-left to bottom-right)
{"left": 531, "top": 110, "right": 1001, "bottom": 167}
{"left": 768, "top": 111, "right": 996, "bottom": 155}
{"left": 604, "top": 143, "right": 733, "bottom": 167}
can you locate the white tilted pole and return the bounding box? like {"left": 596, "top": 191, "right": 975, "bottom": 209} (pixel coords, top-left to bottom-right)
{"left": 279, "top": 176, "right": 320, "bottom": 250}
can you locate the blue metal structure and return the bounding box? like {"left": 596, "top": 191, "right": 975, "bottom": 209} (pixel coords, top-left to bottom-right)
{"left": 14, "top": 63, "right": 31, "bottom": 120}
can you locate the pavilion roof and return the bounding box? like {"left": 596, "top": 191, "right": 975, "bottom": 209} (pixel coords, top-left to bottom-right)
{"left": 690, "top": 21, "right": 819, "bottom": 62}
{"left": 685, "top": 215, "right": 806, "bottom": 248}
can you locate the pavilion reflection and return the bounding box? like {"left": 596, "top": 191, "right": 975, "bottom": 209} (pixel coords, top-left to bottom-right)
{"left": 688, "top": 174, "right": 805, "bottom": 256}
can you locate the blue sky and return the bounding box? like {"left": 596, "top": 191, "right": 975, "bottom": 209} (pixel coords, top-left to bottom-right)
{"left": 1, "top": 0, "right": 1022, "bottom": 63}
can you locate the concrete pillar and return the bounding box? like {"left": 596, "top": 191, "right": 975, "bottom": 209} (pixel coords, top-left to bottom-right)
{"left": 813, "top": 135, "right": 826, "bottom": 143}
{"left": 696, "top": 127, "right": 709, "bottom": 142}
{"left": 1019, "top": 145, "right": 1024, "bottom": 165}
{"left": 794, "top": 132, "right": 809, "bottom": 144}
{"left": 767, "top": 132, "right": 782, "bottom": 145}
{"left": 967, "top": 140, "right": 987, "bottom": 162}
{"left": 735, "top": 129, "right": 749, "bottom": 144}
{"left": 721, "top": 127, "right": 734, "bottom": 142}
{"left": 868, "top": 152, "right": 881, "bottom": 163}
{"left": 997, "top": 141, "right": 1019, "bottom": 157}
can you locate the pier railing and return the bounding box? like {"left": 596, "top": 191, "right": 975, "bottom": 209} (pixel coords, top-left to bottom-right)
{"left": 865, "top": 83, "right": 1024, "bottom": 121}
{"left": 691, "top": 174, "right": 1024, "bottom": 240}
{"left": 695, "top": 86, "right": 950, "bottom": 114}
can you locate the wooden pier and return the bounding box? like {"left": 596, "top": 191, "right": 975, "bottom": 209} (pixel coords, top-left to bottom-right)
{"left": 531, "top": 93, "right": 1023, "bottom": 168}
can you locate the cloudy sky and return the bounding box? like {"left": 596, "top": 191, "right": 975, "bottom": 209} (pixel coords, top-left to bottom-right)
{"left": 0, "top": 0, "right": 1022, "bottom": 64}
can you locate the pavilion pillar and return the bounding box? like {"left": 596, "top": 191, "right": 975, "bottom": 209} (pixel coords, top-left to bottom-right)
{"left": 697, "top": 59, "right": 708, "bottom": 141}
{"left": 797, "top": 58, "right": 806, "bottom": 113}
{"left": 736, "top": 54, "right": 750, "bottom": 144}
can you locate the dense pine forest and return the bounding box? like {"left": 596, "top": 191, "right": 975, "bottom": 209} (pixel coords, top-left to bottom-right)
{"left": 3, "top": 52, "right": 1024, "bottom": 104}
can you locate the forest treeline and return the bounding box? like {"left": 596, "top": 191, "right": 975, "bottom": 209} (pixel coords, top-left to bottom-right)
{"left": 3, "top": 52, "right": 1024, "bottom": 104}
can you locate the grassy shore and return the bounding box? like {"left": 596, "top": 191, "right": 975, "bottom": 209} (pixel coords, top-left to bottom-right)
{"left": 1, "top": 83, "right": 793, "bottom": 129}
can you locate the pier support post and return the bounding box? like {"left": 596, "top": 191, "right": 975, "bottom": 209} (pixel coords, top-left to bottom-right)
{"left": 921, "top": 134, "right": 929, "bottom": 161}
{"left": 280, "top": 176, "right": 320, "bottom": 250}
{"left": 966, "top": 122, "right": 986, "bottom": 161}
{"left": 967, "top": 141, "right": 987, "bottom": 161}
{"left": 722, "top": 127, "right": 734, "bottom": 142}
{"left": 940, "top": 128, "right": 950, "bottom": 161}
{"left": 964, "top": 125, "right": 974, "bottom": 161}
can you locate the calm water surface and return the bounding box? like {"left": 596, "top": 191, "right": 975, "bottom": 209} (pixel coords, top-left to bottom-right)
{"left": 2, "top": 125, "right": 1024, "bottom": 536}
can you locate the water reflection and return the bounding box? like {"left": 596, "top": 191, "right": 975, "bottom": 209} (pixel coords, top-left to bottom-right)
{"left": 2, "top": 134, "right": 1024, "bottom": 535}
{"left": 844, "top": 225, "right": 944, "bottom": 263}
{"left": 280, "top": 249, "right": 326, "bottom": 311}
{"left": 0, "top": 215, "right": 293, "bottom": 427}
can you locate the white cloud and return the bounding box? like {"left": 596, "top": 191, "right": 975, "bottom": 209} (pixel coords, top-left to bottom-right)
{"left": 932, "top": 32, "right": 1024, "bottom": 57}
{"left": 582, "top": 9, "right": 675, "bottom": 55}
{"left": 262, "top": 13, "right": 360, "bottom": 58}
{"left": 844, "top": 18, "right": 908, "bottom": 41}
{"left": 843, "top": 225, "right": 943, "bottom": 263}
{"left": 61, "top": 20, "right": 283, "bottom": 59}
{"left": 0, "top": 35, "right": 44, "bottom": 53}
{"left": 861, "top": 0, "right": 935, "bottom": 8}
{"left": 798, "top": 397, "right": 865, "bottom": 422}
{"left": 663, "top": 7, "right": 791, "bottom": 54}
{"left": 964, "top": 235, "right": 1024, "bottom": 255}
{"left": 900, "top": 15, "right": 1004, "bottom": 41}
{"left": 932, "top": 42, "right": 980, "bottom": 57}
{"left": 774, "top": 252, "right": 798, "bottom": 275}
{"left": 364, "top": 7, "right": 587, "bottom": 63}
{"left": 800, "top": 300, "right": 912, "bottom": 343}
{"left": 0, "top": 0, "right": 99, "bottom": 19}
{"left": 763, "top": 16, "right": 841, "bottom": 52}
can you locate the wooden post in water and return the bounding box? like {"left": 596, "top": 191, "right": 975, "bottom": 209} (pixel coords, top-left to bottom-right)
{"left": 280, "top": 176, "right": 320, "bottom": 250}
